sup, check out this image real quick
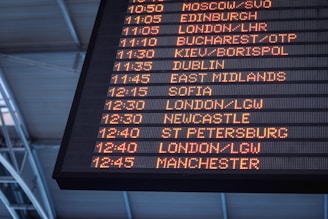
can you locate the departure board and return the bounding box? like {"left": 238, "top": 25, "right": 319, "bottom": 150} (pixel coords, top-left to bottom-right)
{"left": 53, "top": 0, "right": 328, "bottom": 192}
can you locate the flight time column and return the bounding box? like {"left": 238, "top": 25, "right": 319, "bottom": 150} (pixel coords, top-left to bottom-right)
{"left": 92, "top": 0, "right": 164, "bottom": 169}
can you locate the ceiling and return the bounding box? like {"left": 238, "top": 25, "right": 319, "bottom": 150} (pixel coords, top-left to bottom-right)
{"left": 0, "top": 0, "right": 327, "bottom": 218}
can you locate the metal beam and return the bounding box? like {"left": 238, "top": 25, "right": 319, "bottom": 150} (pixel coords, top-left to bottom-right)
{"left": 10, "top": 204, "right": 35, "bottom": 211}
{"left": 0, "top": 112, "right": 20, "bottom": 171}
{"left": 220, "top": 193, "right": 228, "bottom": 219}
{"left": 0, "top": 66, "right": 30, "bottom": 139}
{"left": 123, "top": 191, "right": 133, "bottom": 219}
{"left": 32, "top": 147, "right": 57, "bottom": 218}
{"left": 0, "top": 53, "right": 79, "bottom": 74}
{"left": 324, "top": 194, "right": 327, "bottom": 219}
{"left": 0, "top": 148, "right": 25, "bottom": 153}
{"left": 0, "top": 69, "right": 55, "bottom": 219}
{"left": 55, "top": 0, "right": 81, "bottom": 49}
{"left": 0, "top": 154, "right": 47, "bottom": 219}
{"left": 0, "top": 189, "right": 20, "bottom": 219}
{"left": 0, "top": 176, "right": 16, "bottom": 183}
{"left": 55, "top": 0, "right": 85, "bottom": 71}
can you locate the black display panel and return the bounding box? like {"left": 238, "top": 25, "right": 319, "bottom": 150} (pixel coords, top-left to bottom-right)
{"left": 53, "top": 0, "right": 328, "bottom": 192}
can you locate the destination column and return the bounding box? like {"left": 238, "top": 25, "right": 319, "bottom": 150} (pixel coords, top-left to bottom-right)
{"left": 156, "top": 0, "right": 293, "bottom": 170}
